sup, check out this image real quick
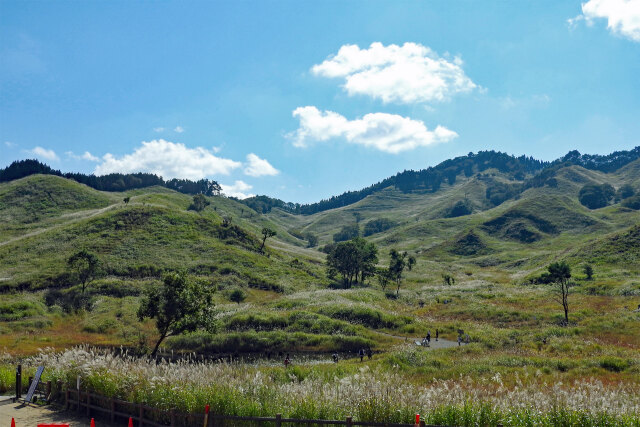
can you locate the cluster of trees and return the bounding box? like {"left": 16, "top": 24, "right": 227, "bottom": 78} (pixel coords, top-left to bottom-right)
{"left": 579, "top": 183, "right": 615, "bottom": 209}
{"left": 363, "top": 218, "right": 396, "bottom": 236}
{"left": 445, "top": 201, "right": 472, "bottom": 218}
{"left": 0, "top": 159, "right": 222, "bottom": 196}
{"left": 333, "top": 224, "right": 360, "bottom": 242}
{"left": 325, "top": 237, "right": 416, "bottom": 297}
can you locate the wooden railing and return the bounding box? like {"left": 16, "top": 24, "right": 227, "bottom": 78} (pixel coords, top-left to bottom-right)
{"left": 65, "top": 389, "right": 470, "bottom": 427}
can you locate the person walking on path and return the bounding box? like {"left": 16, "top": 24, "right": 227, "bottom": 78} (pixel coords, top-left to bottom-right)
{"left": 435, "top": 329, "right": 439, "bottom": 341}
{"left": 367, "top": 348, "right": 372, "bottom": 360}
{"left": 457, "top": 335, "right": 462, "bottom": 346}
{"left": 359, "top": 348, "right": 365, "bottom": 362}
{"left": 332, "top": 352, "right": 339, "bottom": 363}
{"left": 426, "top": 330, "right": 431, "bottom": 344}
{"left": 284, "top": 354, "right": 291, "bottom": 368}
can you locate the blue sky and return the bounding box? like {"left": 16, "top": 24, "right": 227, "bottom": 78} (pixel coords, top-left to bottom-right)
{"left": 1, "top": 0, "right": 639, "bottom": 202}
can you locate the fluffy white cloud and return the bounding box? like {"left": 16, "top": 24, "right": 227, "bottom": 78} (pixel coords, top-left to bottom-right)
{"left": 29, "top": 146, "right": 59, "bottom": 161}
{"left": 174, "top": 126, "right": 185, "bottom": 133}
{"left": 311, "top": 42, "right": 477, "bottom": 104}
{"left": 289, "top": 106, "right": 457, "bottom": 154}
{"left": 244, "top": 153, "right": 280, "bottom": 177}
{"left": 66, "top": 151, "right": 100, "bottom": 162}
{"left": 94, "top": 139, "right": 241, "bottom": 180}
{"left": 570, "top": 0, "right": 640, "bottom": 41}
{"left": 221, "top": 180, "right": 255, "bottom": 199}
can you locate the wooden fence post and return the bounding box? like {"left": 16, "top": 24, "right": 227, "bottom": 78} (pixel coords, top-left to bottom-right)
{"left": 275, "top": 413, "right": 282, "bottom": 427}
{"left": 346, "top": 416, "right": 353, "bottom": 427}
{"left": 46, "top": 381, "right": 52, "bottom": 402}
{"left": 15, "top": 365, "right": 22, "bottom": 400}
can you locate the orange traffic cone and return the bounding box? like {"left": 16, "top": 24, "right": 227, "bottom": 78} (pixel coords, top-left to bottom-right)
{"left": 90, "top": 418, "right": 95, "bottom": 427}
{"left": 11, "top": 418, "right": 15, "bottom": 427}
{"left": 128, "top": 417, "right": 133, "bottom": 427}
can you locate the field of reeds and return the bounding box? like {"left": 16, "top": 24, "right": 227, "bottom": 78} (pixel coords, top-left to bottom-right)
{"left": 1, "top": 347, "right": 638, "bottom": 426}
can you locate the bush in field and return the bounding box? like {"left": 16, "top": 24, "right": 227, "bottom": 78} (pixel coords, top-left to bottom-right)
{"left": 333, "top": 224, "right": 360, "bottom": 242}
{"left": 363, "top": 218, "right": 396, "bottom": 236}
{"left": 229, "top": 288, "right": 246, "bottom": 304}
{"left": 579, "top": 183, "right": 615, "bottom": 209}
{"left": 188, "top": 194, "right": 210, "bottom": 212}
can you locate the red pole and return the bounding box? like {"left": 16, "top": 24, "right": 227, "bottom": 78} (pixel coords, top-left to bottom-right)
{"left": 415, "top": 413, "right": 420, "bottom": 426}
{"left": 11, "top": 418, "right": 16, "bottom": 427}
{"left": 90, "top": 418, "right": 95, "bottom": 427}
{"left": 203, "top": 404, "right": 210, "bottom": 427}
{"left": 128, "top": 417, "right": 134, "bottom": 427}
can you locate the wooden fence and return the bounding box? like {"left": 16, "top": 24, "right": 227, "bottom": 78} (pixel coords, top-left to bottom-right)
{"left": 65, "top": 389, "right": 472, "bottom": 427}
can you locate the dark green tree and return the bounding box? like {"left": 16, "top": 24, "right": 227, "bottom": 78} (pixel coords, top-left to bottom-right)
{"left": 579, "top": 184, "right": 615, "bottom": 209}
{"left": 376, "top": 267, "right": 393, "bottom": 291}
{"left": 547, "top": 262, "right": 572, "bottom": 325}
{"left": 260, "top": 227, "right": 277, "bottom": 252}
{"left": 616, "top": 184, "right": 635, "bottom": 200}
{"left": 123, "top": 196, "right": 131, "bottom": 205}
{"left": 326, "top": 238, "right": 378, "bottom": 288}
{"left": 583, "top": 264, "right": 594, "bottom": 280}
{"left": 188, "top": 194, "right": 210, "bottom": 212}
{"left": 304, "top": 232, "right": 318, "bottom": 248}
{"left": 333, "top": 224, "right": 360, "bottom": 242}
{"left": 137, "top": 273, "right": 213, "bottom": 357}
{"left": 229, "top": 288, "right": 246, "bottom": 304}
{"left": 67, "top": 250, "right": 99, "bottom": 294}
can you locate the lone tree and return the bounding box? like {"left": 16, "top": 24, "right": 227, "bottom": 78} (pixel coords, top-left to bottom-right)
{"left": 388, "top": 249, "right": 416, "bottom": 297}
{"left": 229, "top": 288, "right": 246, "bottom": 304}
{"left": 260, "top": 227, "right": 277, "bottom": 253}
{"left": 123, "top": 196, "right": 130, "bottom": 205}
{"left": 67, "top": 250, "right": 99, "bottom": 294}
{"left": 188, "top": 194, "right": 210, "bottom": 212}
{"left": 583, "top": 264, "right": 594, "bottom": 280}
{"left": 547, "top": 262, "right": 573, "bottom": 325}
{"left": 137, "top": 273, "right": 213, "bottom": 357}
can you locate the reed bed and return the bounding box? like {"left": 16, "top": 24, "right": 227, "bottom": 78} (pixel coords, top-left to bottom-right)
{"left": 8, "top": 347, "right": 636, "bottom": 426}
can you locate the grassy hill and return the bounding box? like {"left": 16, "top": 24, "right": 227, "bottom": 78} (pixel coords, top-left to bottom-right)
{"left": 0, "top": 155, "right": 638, "bottom": 401}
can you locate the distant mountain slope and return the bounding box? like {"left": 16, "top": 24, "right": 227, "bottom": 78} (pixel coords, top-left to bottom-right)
{"left": 241, "top": 147, "right": 640, "bottom": 215}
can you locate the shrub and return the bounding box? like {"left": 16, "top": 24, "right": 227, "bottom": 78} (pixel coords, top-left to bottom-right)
{"left": 363, "top": 219, "right": 396, "bottom": 236}
{"left": 579, "top": 183, "right": 615, "bottom": 209}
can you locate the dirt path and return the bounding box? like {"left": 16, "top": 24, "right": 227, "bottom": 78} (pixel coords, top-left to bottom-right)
{"left": 372, "top": 330, "right": 466, "bottom": 350}
{"left": 0, "top": 400, "right": 118, "bottom": 427}
{"left": 0, "top": 204, "right": 119, "bottom": 248}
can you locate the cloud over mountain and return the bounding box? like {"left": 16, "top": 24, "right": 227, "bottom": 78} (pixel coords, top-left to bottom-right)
{"left": 94, "top": 139, "right": 241, "bottom": 180}
{"left": 311, "top": 42, "right": 476, "bottom": 104}
{"left": 289, "top": 106, "right": 457, "bottom": 154}
{"left": 244, "top": 153, "right": 279, "bottom": 177}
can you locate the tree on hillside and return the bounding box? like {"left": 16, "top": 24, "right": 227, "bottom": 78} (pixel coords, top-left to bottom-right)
{"left": 137, "top": 273, "right": 213, "bottom": 357}
{"left": 376, "top": 267, "right": 393, "bottom": 291}
{"left": 304, "top": 232, "right": 318, "bottom": 248}
{"left": 547, "top": 262, "right": 573, "bottom": 325}
{"left": 388, "top": 250, "right": 416, "bottom": 297}
{"left": 67, "top": 250, "right": 99, "bottom": 294}
{"left": 229, "top": 288, "right": 246, "bottom": 304}
{"left": 123, "top": 196, "right": 130, "bottom": 205}
{"left": 326, "top": 238, "right": 378, "bottom": 288}
{"left": 616, "top": 184, "right": 635, "bottom": 201}
{"left": 583, "top": 264, "right": 594, "bottom": 280}
{"left": 188, "top": 194, "right": 210, "bottom": 212}
{"left": 333, "top": 224, "right": 360, "bottom": 242}
{"left": 260, "top": 227, "right": 277, "bottom": 253}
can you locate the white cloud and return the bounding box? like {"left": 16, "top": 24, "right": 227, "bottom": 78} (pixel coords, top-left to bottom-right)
{"left": 570, "top": 0, "right": 640, "bottom": 41}
{"left": 311, "top": 42, "right": 477, "bottom": 104}
{"left": 289, "top": 106, "right": 457, "bottom": 154}
{"left": 4, "top": 141, "right": 16, "bottom": 148}
{"left": 244, "top": 153, "right": 280, "bottom": 177}
{"left": 94, "top": 139, "right": 242, "bottom": 180}
{"left": 66, "top": 151, "right": 100, "bottom": 162}
{"left": 221, "top": 180, "right": 255, "bottom": 199}
{"left": 174, "top": 126, "right": 185, "bottom": 133}
{"left": 153, "top": 127, "right": 165, "bottom": 132}
{"left": 28, "top": 146, "right": 59, "bottom": 161}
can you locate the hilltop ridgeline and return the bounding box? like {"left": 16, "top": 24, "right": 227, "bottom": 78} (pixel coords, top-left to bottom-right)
{"left": 240, "top": 147, "right": 640, "bottom": 215}
{"left": 0, "top": 159, "right": 222, "bottom": 196}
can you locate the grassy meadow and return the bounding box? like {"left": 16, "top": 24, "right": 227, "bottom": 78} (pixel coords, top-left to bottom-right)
{"left": 1, "top": 166, "right": 639, "bottom": 425}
